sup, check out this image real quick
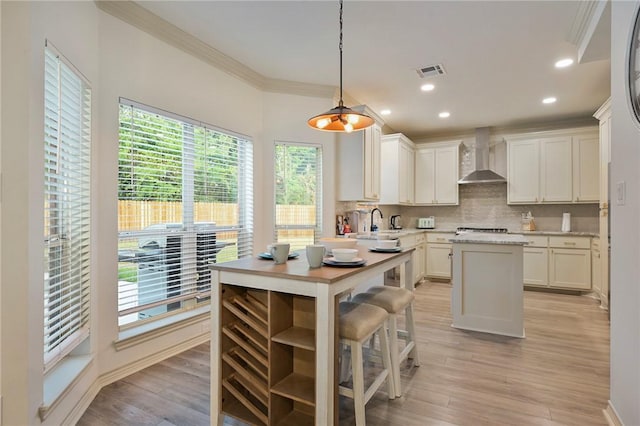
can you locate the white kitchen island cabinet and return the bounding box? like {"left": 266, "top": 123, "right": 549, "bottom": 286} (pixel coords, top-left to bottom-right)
{"left": 450, "top": 233, "right": 528, "bottom": 338}
{"left": 209, "top": 247, "right": 412, "bottom": 426}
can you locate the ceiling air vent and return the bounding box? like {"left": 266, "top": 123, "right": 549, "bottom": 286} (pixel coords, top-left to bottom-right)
{"left": 416, "top": 64, "right": 446, "bottom": 78}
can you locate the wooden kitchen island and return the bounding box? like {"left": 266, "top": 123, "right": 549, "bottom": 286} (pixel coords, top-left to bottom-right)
{"left": 209, "top": 247, "right": 413, "bottom": 426}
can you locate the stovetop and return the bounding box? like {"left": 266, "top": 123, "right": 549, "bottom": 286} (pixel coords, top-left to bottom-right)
{"left": 455, "top": 227, "right": 509, "bottom": 235}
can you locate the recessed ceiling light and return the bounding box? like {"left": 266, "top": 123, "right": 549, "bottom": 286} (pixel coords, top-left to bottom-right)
{"left": 555, "top": 58, "right": 574, "bottom": 68}
{"left": 439, "top": 111, "right": 450, "bottom": 118}
{"left": 542, "top": 97, "right": 557, "bottom": 104}
{"left": 421, "top": 83, "right": 435, "bottom": 92}
{"left": 380, "top": 109, "right": 391, "bottom": 116}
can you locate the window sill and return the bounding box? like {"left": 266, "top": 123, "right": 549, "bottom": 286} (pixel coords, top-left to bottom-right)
{"left": 40, "top": 354, "right": 93, "bottom": 421}
{"left": 114, "top": 305, "right": 210, "bottom": 351}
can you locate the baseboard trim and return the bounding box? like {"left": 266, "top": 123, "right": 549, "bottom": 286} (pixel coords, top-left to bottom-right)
{"left": 603, "top": 401, "right": 623, "bottom": 426}
{"left": 63, "top": 333, "right": 210, "bottom": 424}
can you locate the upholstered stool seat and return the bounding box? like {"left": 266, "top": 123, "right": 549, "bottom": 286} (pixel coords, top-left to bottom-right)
{"left": 338, "top": 301, "right": 394, "bottom": 426}
{"left": 351, "top": 286, "right": 420, "bottom": 397}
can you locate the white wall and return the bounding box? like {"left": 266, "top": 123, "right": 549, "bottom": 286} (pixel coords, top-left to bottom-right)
{"left": 1, "top": 2, "right": 101, "bottom": 424}
{"left": 609, "top": 2, "right": 640, "bottom": 424}
{"left": 0, "top": 2, "right": 337, "bottom": 424}
{"left": 259, "top": 92, "right": 335, "bottom": 252}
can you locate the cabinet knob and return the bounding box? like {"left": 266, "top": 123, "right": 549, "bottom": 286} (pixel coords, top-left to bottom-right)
{"left": 564, "top": 242, "right": 576, "bottom": 246}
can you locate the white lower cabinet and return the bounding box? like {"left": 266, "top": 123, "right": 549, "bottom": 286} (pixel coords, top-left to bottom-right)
{"left": 425, "top": 233, "right": 453, "bottom": 280}
{"left": 549, "top": 248, "right": 591, "bottom": 290}
{"left": 523, "top": 235, "right": 548, "bottom": 287}
{"left": 591, "top": 239, "right": 602, "bottom": 296}
{"left": 522, "top": 235, "right": 592, "bottom": 291}
{"left": 399, "top": 233, "right": 426, "bottom": 286}
{"left": 523, "top": 247, "right": 548, "bottom": 287}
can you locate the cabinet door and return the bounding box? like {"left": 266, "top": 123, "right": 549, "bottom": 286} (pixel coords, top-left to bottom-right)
{"left": 540, "top": 136, "right": 572, "bottom": 202}
{"left": 592, "top": 249, "right": 602, "bottom": 296}
{"left": 415, "top": 148, "right": 436, "bottom": 204}
{"left": 364, "top": 125, "right": 381, "bottom": 200}
{"left": 426, "top": 243, "right": 452, "bottom": 279}
{"left": 523, "top": 247, "right": 548, "bottom": 287}
{"left": 398, "top": 142, "right": 414, "bottom": 204}
{"left": 549, "top": 248, "right": 591, "bottom": 290}
{"left": 572, "top": 133, "right": 599, "bottom": 202}
{"left": 508, "top": 139, "right": 540, "bottom": 203}
{"left": 412, "top": 243, "right": 425, "bottom": 284}
{"left": 434, "top": 146, "right": 459, "bottom": 204}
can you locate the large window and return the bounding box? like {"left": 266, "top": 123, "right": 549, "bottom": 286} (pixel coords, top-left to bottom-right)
{"left": 43, "top": 43, "right": 92, "bottom": 370}
{"left": 274, "top": 143, "right": 322, "bottom": 251}
{"left": 117, "top": 99, "right": 253, "bottom": 326}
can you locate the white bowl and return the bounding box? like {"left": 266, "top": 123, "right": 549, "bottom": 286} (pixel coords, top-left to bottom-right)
{"left": 319, "top": 238, "right": 357, "bottom": 254}
{"left": 332, "top": 248, "right": 358, "bottom": 262}
{"left": 376, "top": 239, "right": 398, "bottom": 249}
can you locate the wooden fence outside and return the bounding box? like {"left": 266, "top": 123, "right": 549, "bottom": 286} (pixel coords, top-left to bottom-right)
{"left": 118, "top": 201, "right": 317, "bottom": 232}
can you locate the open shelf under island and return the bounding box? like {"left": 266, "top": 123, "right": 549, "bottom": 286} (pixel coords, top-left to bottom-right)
{"left": 209, "top": 246, "right": 414, "bottom": 425}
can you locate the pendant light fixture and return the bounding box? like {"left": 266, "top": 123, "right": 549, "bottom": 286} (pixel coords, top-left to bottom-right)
{"left": 308, "top": 0, "right": 374, "bottom": 133}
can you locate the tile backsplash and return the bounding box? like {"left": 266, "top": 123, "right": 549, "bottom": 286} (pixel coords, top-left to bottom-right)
{"left": 336, "top": 183, "right": 599, "bottom": 233}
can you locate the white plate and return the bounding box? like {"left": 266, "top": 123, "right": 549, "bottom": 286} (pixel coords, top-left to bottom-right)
{"left": 370, "top": 247, "right": 402, "bottom": 253}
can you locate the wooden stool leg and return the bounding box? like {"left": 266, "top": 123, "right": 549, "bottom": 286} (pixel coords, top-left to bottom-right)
{"left": 406, "top": 303, "right": 420, "bottom": 366}
{"left": 388, "top": 315, "right": 402, "bottom": 397}
{"left": 351, "top": 342, "right": 366, "bottom": 426}
{"left": 378, "top": 322, "right": 395, "bottom": 399}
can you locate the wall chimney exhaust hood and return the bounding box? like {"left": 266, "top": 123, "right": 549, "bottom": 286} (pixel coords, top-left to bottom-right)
{"left": 458, "top": 127, "right": 506, "bottom": 184}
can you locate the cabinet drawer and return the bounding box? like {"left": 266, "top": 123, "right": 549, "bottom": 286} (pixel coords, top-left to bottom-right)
{"left": 399, "top": 234, "right": 417, "bottom": 247}
{"left": 523, "top": 235, "right": 548, "bottom": 247}
{"left": 549, "top": 236, "right": 590, "bottom": 249}
{"left": 427, "top": 233, "right": 453, "bottom": 243}
{"left": 415, "top": 232, "right": 426, "bottom": 243}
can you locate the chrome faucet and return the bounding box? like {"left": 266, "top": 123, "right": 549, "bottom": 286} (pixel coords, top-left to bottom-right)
{"left": 370, "top": 208, "right": 383, "bottom": 232}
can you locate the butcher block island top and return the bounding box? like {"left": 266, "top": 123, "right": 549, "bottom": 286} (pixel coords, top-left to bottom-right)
{"left": 209, "top": 247, "right": 413, "bottom": 426}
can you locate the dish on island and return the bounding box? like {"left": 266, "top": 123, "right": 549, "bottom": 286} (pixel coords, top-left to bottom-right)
{"left": 258, "top": 252, "right": 300, "bottom": 260}
{"left": 369, "top": 247, "right": 402, "bottom": 253}
{"left": 322, "top": 257, "right": 367, "bottom": 267}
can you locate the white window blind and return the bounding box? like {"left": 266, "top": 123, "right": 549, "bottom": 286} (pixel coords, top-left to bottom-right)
{"left": 118, "top": 99, "right": 253, "bottom": 326}
{"left": 43, "top": 43, "right": 92, "bottom": 371}
{"left": 274, "top": 143, "right": 322, "bottom": 251}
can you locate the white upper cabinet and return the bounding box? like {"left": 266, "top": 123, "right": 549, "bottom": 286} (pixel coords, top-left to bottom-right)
{"left": 507, "top": 128, "right": 599, "bottom": 204}
{"left": 380, "top": 133, "right": 415, "bottom": 205}
{"left": 540, "top": 136, "right": 573, "bottom": 202}
{"left": 507, "top": 139, "right": 540, "bottom": 203}
{"left": 572, "top": 131, "right": 600, "bottom": 202}
{"left": 337, "top": 108, "right": 383, "bottom": 201}
{"left": 414, "top": 141, "right": 460, "bottom": 205}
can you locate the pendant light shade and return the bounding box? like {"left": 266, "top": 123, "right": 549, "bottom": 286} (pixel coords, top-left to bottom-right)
{"left": 308, "top": 0, "right": 374, "bottom": 133}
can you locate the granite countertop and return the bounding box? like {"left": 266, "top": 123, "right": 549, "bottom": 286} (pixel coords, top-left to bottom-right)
{"left": 343, "top": 228, "right": 598, "bottom": 239}
{"left": 450, "top": 233, "right": 530, "bottom": 245}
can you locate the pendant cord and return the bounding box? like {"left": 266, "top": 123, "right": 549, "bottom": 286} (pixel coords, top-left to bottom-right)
{"left": 339, "top": 0, "right": 343, "bottom": 108}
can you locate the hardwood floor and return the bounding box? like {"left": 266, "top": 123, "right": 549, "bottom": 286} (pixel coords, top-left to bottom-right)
{"left": 77, "top": 282, "right": 610, "bottom": 426}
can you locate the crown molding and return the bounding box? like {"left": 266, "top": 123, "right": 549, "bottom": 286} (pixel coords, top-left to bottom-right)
{"left": 95, "top": 0, "right": 335, "bottom": 99}
{"left": 568, "top": 1, "right": 600, "bottom": 45}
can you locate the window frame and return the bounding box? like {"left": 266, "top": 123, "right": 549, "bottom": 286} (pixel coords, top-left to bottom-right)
{"left": 117, "top": 98, "right": 254, "bottom": 328}
{"left": 43, "top": 41, "right": 92, "bottom": 372}
{"left": 273, "top": 141, "right": 323, "bottom": 250}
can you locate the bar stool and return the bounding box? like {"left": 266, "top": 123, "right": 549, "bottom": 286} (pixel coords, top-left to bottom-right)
{"left": 351, "top": 286, "right": 420, "bottom": 397}
{"left": 338, "top": 301, "right": 395, "bottom": 426}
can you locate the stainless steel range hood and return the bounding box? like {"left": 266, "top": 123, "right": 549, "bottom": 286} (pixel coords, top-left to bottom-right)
{"left": 458, "top": 127, "right": 506, "bottom": 184}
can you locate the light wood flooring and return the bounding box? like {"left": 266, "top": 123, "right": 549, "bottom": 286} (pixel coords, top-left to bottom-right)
{"left": 78, "top": 281, "right": 610, "bottom": 426}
